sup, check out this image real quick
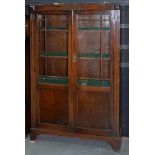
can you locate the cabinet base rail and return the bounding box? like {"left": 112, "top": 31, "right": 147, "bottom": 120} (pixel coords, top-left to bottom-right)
{"left": 30, "top": 128, "right": 121, "bottom": 151}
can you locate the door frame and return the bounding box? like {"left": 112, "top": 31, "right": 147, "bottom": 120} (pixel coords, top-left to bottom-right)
{"left": 30, "top": 10, "right": 75, "bottom": 131}
{"left": 72, "top": 10, "right": 120, "bottom": 136}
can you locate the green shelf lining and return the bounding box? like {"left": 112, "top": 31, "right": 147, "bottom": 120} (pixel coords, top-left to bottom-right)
{"left": 78, "top": 79, "right": 110, "bottom": 87}
{"left": 39, "top": 76, "right": 68, "bottom": 85}
{"left": 40, "top": 52, "right": 109, "bottom": 58}
{"left": 39, "top": 76, "right": 110, "bottom": 87}
{"left": 78, "top": 53, "right": 110, "bottom": 58}
{"left": 79, "top": 27, "right": 110, "bottom": 30}
{"left": 40, "top": 51, "right": 68, "bottom": 57}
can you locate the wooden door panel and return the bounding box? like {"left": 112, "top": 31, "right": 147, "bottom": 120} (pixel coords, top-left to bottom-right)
{"left": 77, "top": 91, "right": 110, "bottom": 130}
{"left": 39, "top": 88, "right": 68, "bottom": 125}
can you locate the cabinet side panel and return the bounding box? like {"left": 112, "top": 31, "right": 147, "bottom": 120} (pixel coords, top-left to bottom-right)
{"left": 111, "top": 10, "right": 120, "bottom": 136}
{"left": 30, "top": 13, "right": 39, "bottom": 128}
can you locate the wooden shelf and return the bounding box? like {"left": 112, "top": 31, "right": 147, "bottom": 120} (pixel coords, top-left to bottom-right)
{"left": 77, "top": 86, "right": 111, "bottom": 92}
{"left": 78, "top": 53, "right": 110, "bottom": 58}
{"left": 78, "top": 19, "right": 110, "bottom": 21}
{"left": 79, "top": 27, "right": 110, "bottom": 30}
{"left": 39, "top": 76, "right": 110, "bottom": 87}
{"left": 78, "top": 79, "right": 110, "bottom": 87}
{"left": 40, "top": 51, "right": 68, "bottom": 57}
{"left": 39, "top": 19, "right": 69, "bottom": 21}
{"left": 39, "top": 76, "right": 68, "bottom": 85}
{"left": 39, "top": 26, "right": 68, "bottom": 31}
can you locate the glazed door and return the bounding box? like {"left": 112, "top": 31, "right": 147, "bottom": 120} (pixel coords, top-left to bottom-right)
{"left": 35, "top": 11, "right": 73, "bottom": 129}
{"left": 73, "top": 11, "right": 118, "bottom": 136}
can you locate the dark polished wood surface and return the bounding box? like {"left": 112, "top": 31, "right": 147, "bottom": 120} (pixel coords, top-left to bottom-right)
{"left": 25, "top": 15, "right": 31, "bottom": 136}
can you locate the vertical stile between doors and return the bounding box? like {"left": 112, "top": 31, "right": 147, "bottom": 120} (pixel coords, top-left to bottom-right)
{"left": 68, "top": 10, "right": 74, "bottom": 129}
{"left": 72, "top": 10, "right": 78, "bottom": 130}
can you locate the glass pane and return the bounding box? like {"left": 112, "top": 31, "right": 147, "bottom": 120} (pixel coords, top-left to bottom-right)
{"left": 77, "top": 14, "right": 111, "bottom": 87}
{"left": 78, "top": 59, "right": 100, "bottom": 78}
{"left": 38, "top": 14, "right": 68, "bottom": 85}
{"left": 78, "top": 14, "right": 100, "bottom": 20}
{"left": 39, "top": 57, "right": 68, "bottom": 77}
{"left": 102, "top": 20, "right": 110, "bottom": 57}
{"left": 102, "top": 60, "right": 110, "bottom": 80}
{"left": 78, "top": 31, "right": 100, "bottom": 57}
{"left": 78, "top": 20, "right": 100, "bottom": 30}
{"left": 39, "top": 15, "right": 68, "bottom": 30}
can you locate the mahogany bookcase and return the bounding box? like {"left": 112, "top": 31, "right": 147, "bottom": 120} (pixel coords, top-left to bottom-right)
{"left": 30, "top": 4, "right": 120, "bottom": 150}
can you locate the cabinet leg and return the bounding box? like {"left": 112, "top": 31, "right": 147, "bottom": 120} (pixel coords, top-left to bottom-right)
{"left": 108, "top": 138, "right": 122, "bottom": 151}
{"left": 30, "top": 133, "right": 37, "bottom": 142}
